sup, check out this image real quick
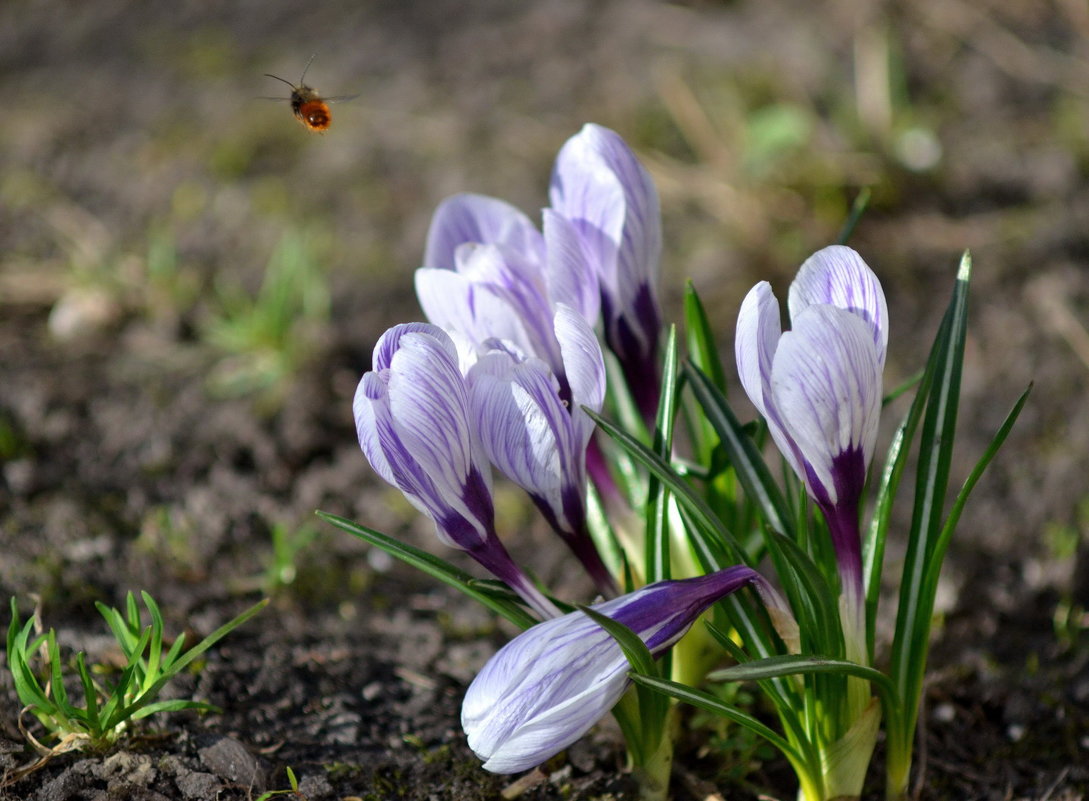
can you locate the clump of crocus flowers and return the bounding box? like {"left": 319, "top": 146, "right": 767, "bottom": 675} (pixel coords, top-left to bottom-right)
{"left": 322, "top": 122, "right": 1027, "bottom": 801}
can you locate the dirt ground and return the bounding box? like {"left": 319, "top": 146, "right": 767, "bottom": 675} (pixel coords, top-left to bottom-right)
{"left": 1, "top": 1, "right": 1088, "bottom": 799}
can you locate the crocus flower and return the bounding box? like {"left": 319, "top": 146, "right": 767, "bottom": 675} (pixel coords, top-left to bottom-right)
{"left": 416, "top": 194, "right": 599, "bottom": 391}
{"left": 550, "top": 123, "right": 663, "bottom": 420}
{"left": 462, "top": 566, "right": 780, "bottom": 773}
{"left": 468, "top": 305, "right": 617, "bottom": 596}
{"left": 735, "top": 245, "right": 887, "bottom": 632}
{"left": 354, "top": 322, "right": 559, "bottom": 620}
{"left": 423, "top": 193, "right": 545, "bottom": 274}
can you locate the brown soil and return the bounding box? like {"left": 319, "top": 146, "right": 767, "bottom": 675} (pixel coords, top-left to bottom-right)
{"left": 1, "top": 1, "right": 1087, "bottom": 799}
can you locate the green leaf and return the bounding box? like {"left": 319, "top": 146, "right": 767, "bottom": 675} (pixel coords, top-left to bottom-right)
{"left": 628, "top": 672, "right": 801, "bottom": 764}
{"left": 708, "top": 654, "right": 893, "bottom": 701}
{"left": 683, "top": 279, "right": 728, "bottom": 395}
{"left": 577, "top": 606, "right": 668, "bottom": 754}
{"left": 111, "top": 598, "right": 267, "bottom": 726}
{"left": 140, "top": 591, "right": 166, "bottom": 690}
{"left": 683, "top": 361, "right": 793, "bottom": 538}
{"left": 317, "top": 511, "right": 539, "bottom": 630}
{"left": 646, "top": 325, "right": 681, "bottom": 584}
{"left": 926, "top": 384, "right": 1031, "bottom": 591}
{"left": 888, "top": 250, "right": 971, "bottom": 772}
{"left": 584, "top": 409, "right": 747, "bottom": 564}
{"left": 763, "top": 534, "right": 842, "bottom": 658}
{"left": 75, "top": 653, "right": 101, "bottom": 735}
{"left": 287, "top": 766, "right": 299, "bottom": 793}
{"left": 130, "top": 699, "right": 219, "bottom": 720}
{"left": 836, "top": 188, "right": 871, "bottom": 246}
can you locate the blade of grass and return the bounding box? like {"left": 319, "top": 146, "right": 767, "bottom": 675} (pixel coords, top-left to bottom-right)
{"left": 683, "top": 361, "right": 792, "bottom": 538}
{"left": 585, "top": 409, "right": 747, "bottom": 563}
{"left": 888, "top": 251, "right": 971, "bottom": 788}
{"left": 317, "top": 511, "right": 538, "bottom": 629}
{"left": 646, "top": 326, "right": 681, "bottom": 585}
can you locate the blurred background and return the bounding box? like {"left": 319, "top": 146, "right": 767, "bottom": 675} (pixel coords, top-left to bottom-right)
{"left": 1, "top": 0, "right": 1087, "bottom": 795}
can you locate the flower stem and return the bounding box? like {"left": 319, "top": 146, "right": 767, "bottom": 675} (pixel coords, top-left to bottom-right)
{"left": 631, "top": 706, "right": 676, "bottom": 801}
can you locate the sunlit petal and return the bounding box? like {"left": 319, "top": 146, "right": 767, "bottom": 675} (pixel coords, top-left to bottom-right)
{"left": 788, "top": 245, "right": 888, "bottom": 367}
{"left": 424, "top": 192, "right": 544, "bottom": 272}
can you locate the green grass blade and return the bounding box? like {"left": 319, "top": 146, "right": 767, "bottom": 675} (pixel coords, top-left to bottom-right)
{"left": 131, "top": 699, "right": 219, "bottom": 720}
{"left": 585, "top": 409, "right": 747, "bottom": 564}
{"left": 836, "top": 188, "right": 871, "bottom": 246}
{"left": 924, "top": 384, "right": 1031, "bottom": 596}
{"left": 585, "top": 481, "right": 626, "bottom": 579}
{"left": 765, "top": 534, "right": 842, "bottom": 658}
{"left": 317, "top": 511, "right": 539, "bottom": 629}
{"left": 683, "top": 361, "right": 793, "bottom": 538}
{"left": 683, "top": 280, "right": 728, "bottom": 394}
{"left": 46, "top": 631, "right": 71, "bottom": 713}
{"left": 629, "top": 672, "right": 801, "bottom": 762}
{"left": 862, "top": 390, "right": 930, "bottom": 657}
{"left": 112, "top": 598, "right": 267, "bottom": 724}
{"left": 578, "top": 606, "right": 668, "bottom": 741}
{"left": 646, "top": 326, "right": 680, "bottom": 584}
{"left": 140, "top": 592, "right": 165, "bottom": 688}
{"left": 75, "top": 653, "right": 102, "bottom": 736}
{"left": 889, "top": 250, "right": 971, "bottom": 768}
{"left": 7, "top": 604, "right": 54, "bottom": 711}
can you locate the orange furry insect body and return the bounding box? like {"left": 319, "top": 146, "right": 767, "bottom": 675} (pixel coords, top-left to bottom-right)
{"left": 265, "top": 55, "right": 351, "bottom": 134}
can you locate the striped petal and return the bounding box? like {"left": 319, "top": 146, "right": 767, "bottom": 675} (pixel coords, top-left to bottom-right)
{"left": 469, "top": 351, "right": 568, "bottom": 516}
{"left": 788, "top": 245, "right": 888, "bottom": 367}
{"left": 463, "top": 567, "right": 760, "bottom": 773}
{"left": 424, "top": 193, "right": 544, "bottom": 272}
{"left": 354, "top": 324, "right": 489, "bottom": 549}
{"left": 770, "top": 305, "right": 883, "bottom": 508}
{"left": 735, "top": 282, "right": 805, "bottom": 479}
{"left": 553, "top": 303, "right": 606, "bottom": 431}
{"left": 543, "top": 209, "right": 600, "bottom": 326}
{"left": 416, "top": 243, "right": 561, "bottom": 372}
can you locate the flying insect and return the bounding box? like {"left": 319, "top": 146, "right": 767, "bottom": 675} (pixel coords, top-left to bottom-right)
{"left": 264, "top": 55, "right": 356, "bottom": 133}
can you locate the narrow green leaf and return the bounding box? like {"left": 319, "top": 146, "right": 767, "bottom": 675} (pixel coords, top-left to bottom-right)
{"left": 683, "top": 280, "right": 728, "bottom": 393}
{"left": 764, "top": 534, "right": 842, "bottom": 658}
{"left": 317, "top": 511, "right": 538, "bottom": 630}
{"left": 130, "top": 699, "right": 219, "bottom": 719}
{"left": 578, "top": 606, "right": 668, "bottom": 751}
{"left": 585, "top": 481, "right": 625, "bottom": 579}
{"left": 889, "top": 250, "right": 971, "bottom": 761}
{"left": 97, "top": 602, "right": 137, "bottom": 656}
{"left": 628, "top": 672, "right": 800, "bottom": 762}
{"left": 925, "top": 383, "right": 1031, "bottom": 594}
{"left": 836, "top": 187, "right": 871, "bottom": 246}
{"left": 683, "top": 361, "right": 793, "bottom": 538}
{"left": 161, "top": 632, "right": 188, "bottom": 672}
{"left": 140, "top": 591, "right": 166, "bottom": 690}
{"left": 646, "top": 325, "right": 681, "bottom": 584}
{"left": 112, "top": 598, "right": 267, "bottom": 725}
{"left": 601, "top": 349, "right": 652, "bottom": 504}
{"left": 584, "top": 409, "right": 747, "bottom": 564}
{"left": 47, "top": 631, "right": 70, "bottom": 712}
{"left": 287, "top": 766, "right": 299, "bottom": 792}
{"left": 577, "top": 606, "right": 657, "bottom": 677}
{"left": 75, "top": 653, "right": 101, "bottom": 734}
{"left": 708, "top": 654, "right": 890, "bottom": 696}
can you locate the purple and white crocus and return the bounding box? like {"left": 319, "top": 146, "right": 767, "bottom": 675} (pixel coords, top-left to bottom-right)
{"left": 416, "top": 195, "right": 566, "bottom": 379}
{"left": 468, "top": 306, "right": 618, "bottom": 596}
{"left": 416, "top": 196, "right": 612, "bottom": 592}
{"left": 551, "top": 123, "right": 663, "bottom": 421}
{"left": 354, "top": 323, "right": 559, "bottom": 620}
{"left": 463, "top": 566, "right": 780, "bottom": 773}
{"left": 735, "top": 245, "right": 887, "bottom": 644}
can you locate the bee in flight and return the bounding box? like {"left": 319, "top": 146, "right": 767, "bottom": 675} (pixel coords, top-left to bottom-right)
{"left": 263, "top": 55, "right": 356, "bottom": 133}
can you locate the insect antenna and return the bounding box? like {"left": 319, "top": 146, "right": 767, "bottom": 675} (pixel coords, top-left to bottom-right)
{"left": 263, "top": 72, "right": 296, "bottom": 89}
{"left": 297, "top": 53, "right": 317, "bottom": 85}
